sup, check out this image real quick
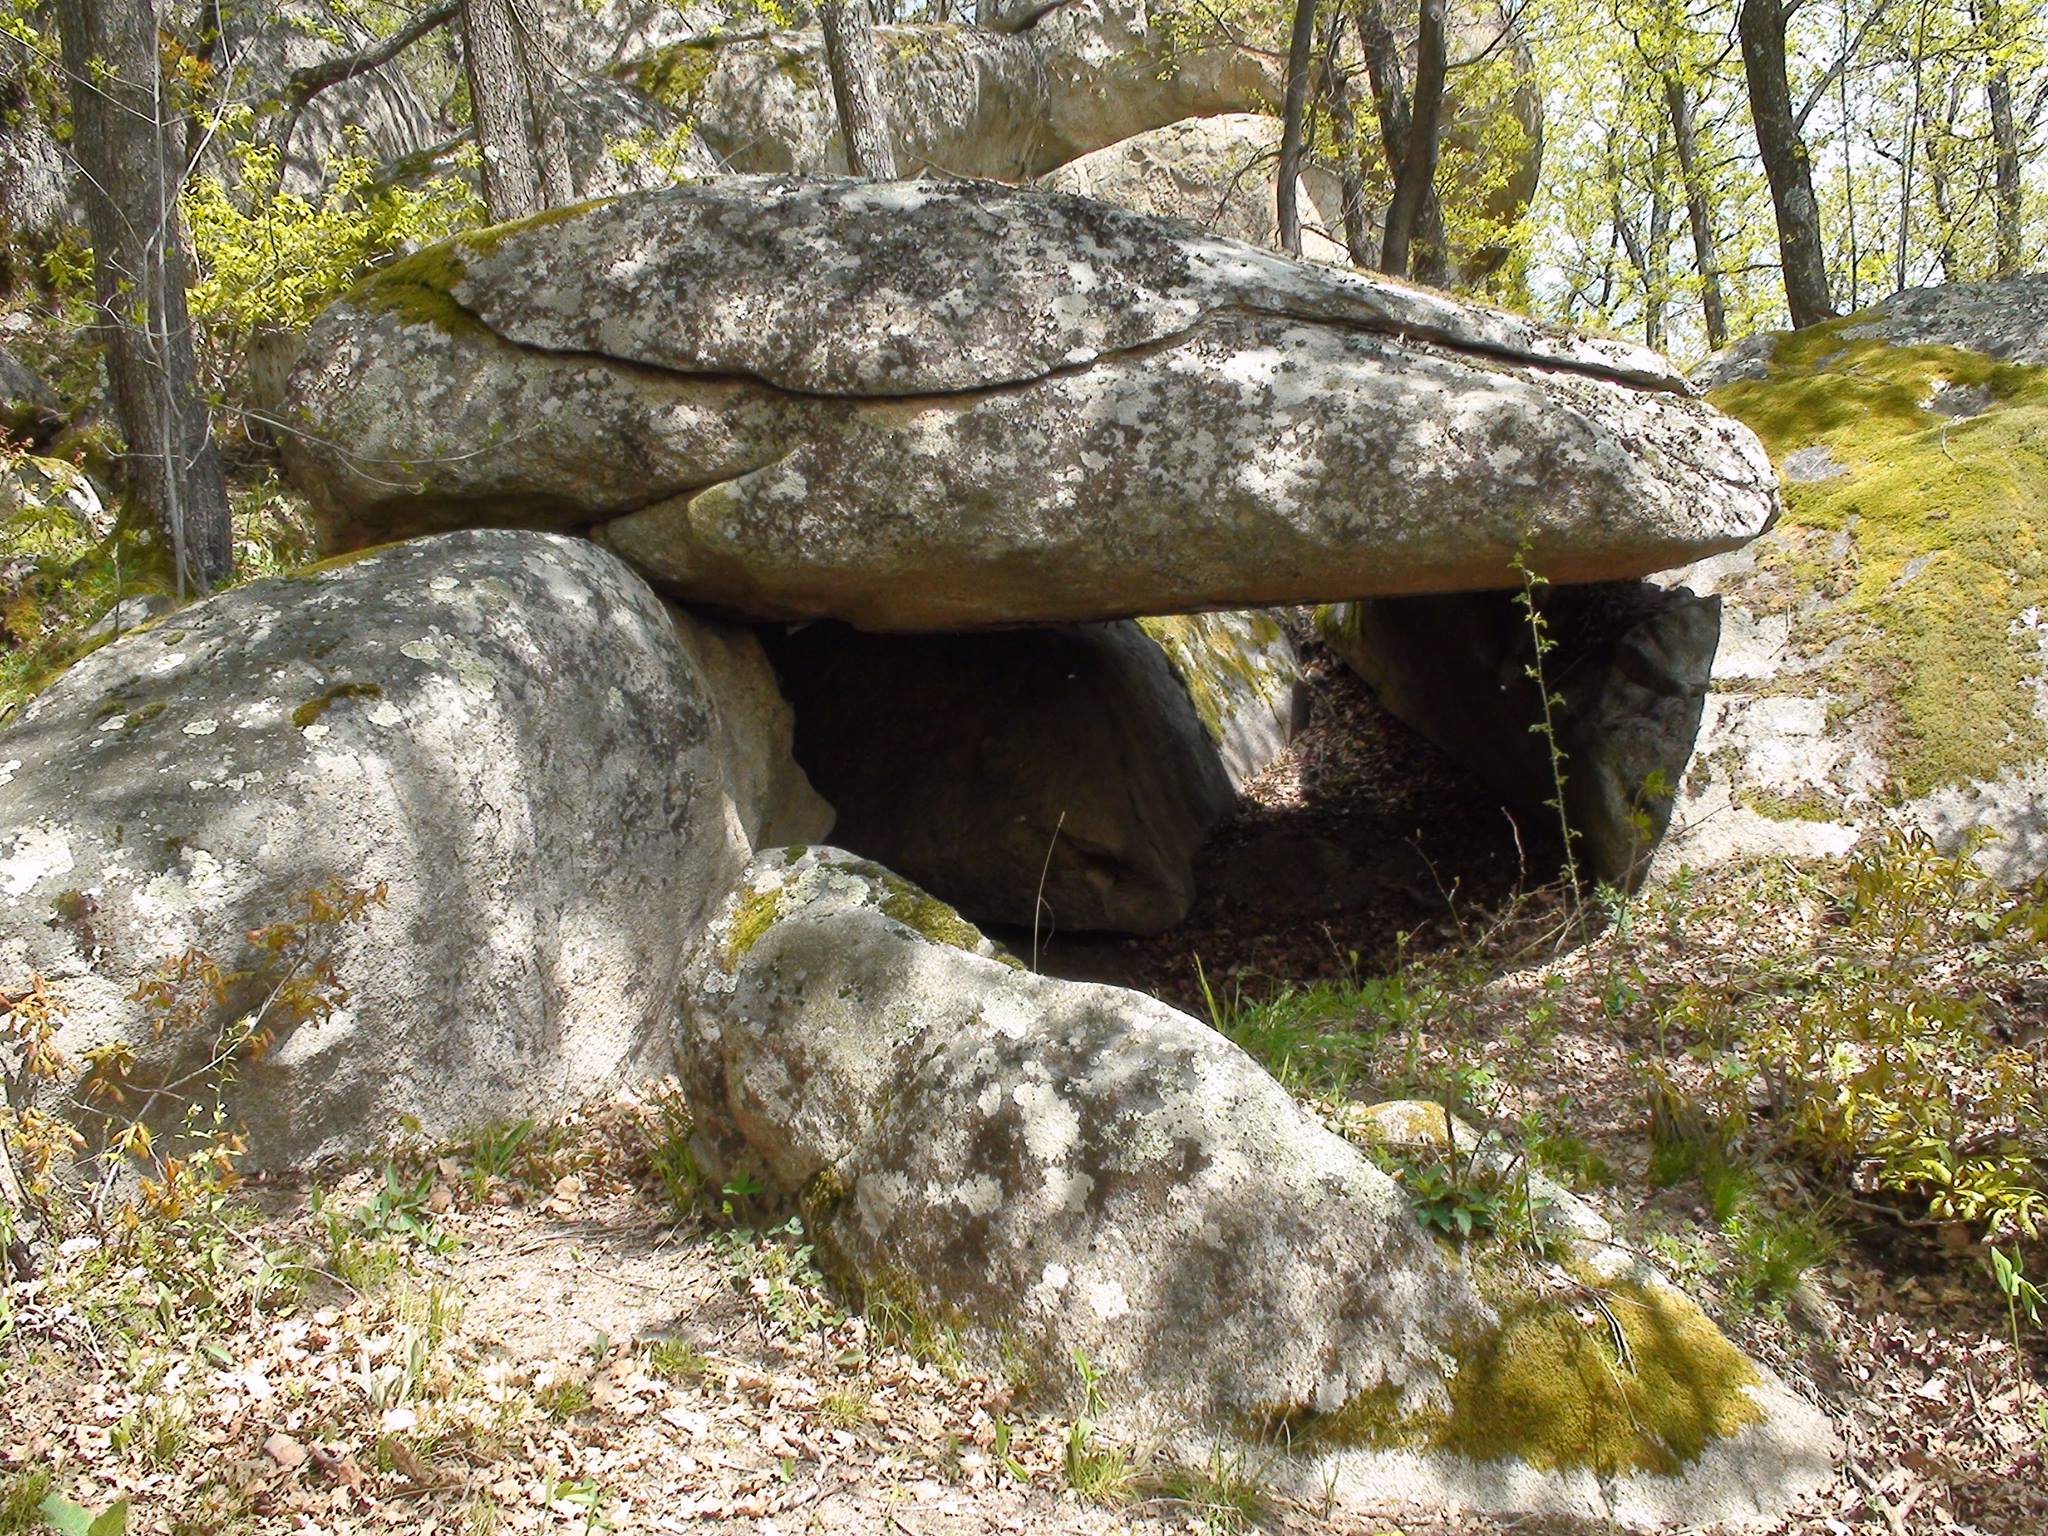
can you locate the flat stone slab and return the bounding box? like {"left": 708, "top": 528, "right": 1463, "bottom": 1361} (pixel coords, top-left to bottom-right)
{"left": 285, "top": 178, "right": 1779, "bottom": 631}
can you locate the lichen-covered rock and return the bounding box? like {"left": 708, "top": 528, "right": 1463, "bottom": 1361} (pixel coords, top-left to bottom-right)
{"left": 0, "top": 530, "right": 827, "bottom": 1168}
{"left": 1695, "top": 274, "right": 2048, "bottom": 390}
{"left": 626, "top": 0, "right": 1280, "bottom": 180}
{"left": 1659, "top": 280, "right": 2048, "bottom": 881}
{"left": 213, "top": 0, "right": 436, "bottom": 193}
{"left": 285, "top": 178, "right": 1777, "bottom": 630}
{"left": 680, "top": 848, "right": 1836, "bottom": 1525}
{"left": 1135, "top": 609, "right": 1306, "bottom": 786}
{"left": 680, "top": 845, "right": 1486, "bottom": 1426}
{"left": 1037, "top": 114, "right": 1351, "bottom": 264}
{"left": 762, "top": 612, "right": 1297, "bottom": 935}
{"left": 1319, "top": 582, "right": 1721, "bottom": 888}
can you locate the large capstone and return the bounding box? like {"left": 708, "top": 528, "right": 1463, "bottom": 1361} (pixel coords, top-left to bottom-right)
{"left": 284, "top": 178, "right": 1779, "bottom": 631}
{"left": 0, "top": 530, "right": 828, "bottom": 1168}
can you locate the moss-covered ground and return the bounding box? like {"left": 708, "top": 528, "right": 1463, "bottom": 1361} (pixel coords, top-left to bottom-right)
{"left": 1710, "top": 323, "right": 2048, "bottom": 794}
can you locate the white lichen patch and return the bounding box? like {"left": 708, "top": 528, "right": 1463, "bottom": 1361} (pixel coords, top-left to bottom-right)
{"left": 1010, "top": 1078, "right": 1080, "bottom": 1164}
{"left": 0, "top": 824, "right": 74, "bottom": 898}
{"left": 182, "top": 718, "right": 220, "bottom": 736}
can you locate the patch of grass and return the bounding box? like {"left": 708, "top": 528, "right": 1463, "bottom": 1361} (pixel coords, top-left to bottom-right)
{"left": 0, "top": 1468, "right": 51, "bottom": 1533}
{"left": 645, "top": 1336, "right": 707, "bottom": 1382}
{"left": 535, "top": 1376, "right": 593, "bottom": 1422}
{"left": 1151, "top": 1448, "right": 1269, "bottom": 1534}
{"left": 819, "top": 1386, "right": 871, "bottom": 1428}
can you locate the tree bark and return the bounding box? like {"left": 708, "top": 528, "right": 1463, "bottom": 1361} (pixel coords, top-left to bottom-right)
{"left": 1664, "top": 74, "right": 1727, "bottom": 351}
{"left": 1381, "top": 0, "right": 1448, "bottom": 280}
{"left": 821, "top": 0, "right": 898, "bottom": 176}
{"left": 1356, "top": 0, "right": 1446, "bottom": 279}
{"left": 1317, "top": 17, "right": 1374, "bottom": 265}
{"left": 1738, "top": 0, "right": 1836, "bottom": 326}
{"left": 1983, "top": 0, "right": 2025, "bottom": 276}
{"left": 462, "top": 0, "right": 572, "bottom": 220}
{"left": 57, "top": 0, "right": 232, "bottom": 591}
{"left": 1276, "top": 0, "right": 1320, "bottom": 256}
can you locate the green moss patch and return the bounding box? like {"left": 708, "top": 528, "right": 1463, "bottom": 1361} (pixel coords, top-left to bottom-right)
{"left": 1711, "top": 336, "right": 2048, "bottom": 795}
{"left": 292, "top": 680, "right": 382, "bottom": 728}
{"left": 1137, "top": 612, "right": 1287, "bottom": 747}
{"left": 875, "top": 873, "right": 985, "bottom": 952}
{"left": 1273, "top": 1278, "right": 1763, "bottom": 1476}
{"left": 354, "top": 201, "right": 613, "bottom": 336}
{"left": 722, "top": 884, "right": 787, "bottom": 971}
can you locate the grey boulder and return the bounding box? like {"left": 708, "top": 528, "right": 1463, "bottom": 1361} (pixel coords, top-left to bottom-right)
{"left": 763, "top": 610, "right": 1300, "bottom": 935}
{"left": 1037, "top": 113, "right": 1352, "bottom": 264}
{"left": 679, "top": 847, "right": 1837, "bottom": 1525}
{"left": 284, "top": 178, "right": 1778, "bottom": 631}
{"left": 0, "top": 348, "right": 61, "bottom": 447}
{"left": 625, "top": 0, "right": 1278, "bottom": 180}
{"left": 679, "top": 846, "right": 1486, "bottom": 1427}
{"left": 1319, "top": 582, "right": 1721, "bottom": 888}
{"left": 0, "top": 530, "right": 827, "bottom": 1168}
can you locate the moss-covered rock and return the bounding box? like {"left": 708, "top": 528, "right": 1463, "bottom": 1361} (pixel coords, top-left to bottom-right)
{"left": 1660, "top": 279, "right": 2048, "bottom": 880}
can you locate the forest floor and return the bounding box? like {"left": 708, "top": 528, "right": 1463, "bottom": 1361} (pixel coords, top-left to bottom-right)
{"left": 4, "top": 643, "right": 2046, "bottom": 1536}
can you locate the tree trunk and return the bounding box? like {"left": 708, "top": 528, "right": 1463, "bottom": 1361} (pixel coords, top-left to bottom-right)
{"left": 1664, "top": 74, "right": 1727, "bottom": 351}
{"left": 1317, "top": 18, "right": 1374, "bottom": 265}
{"left": 821, "top": 0, "right": 898, "bottom": 176}
{"left": 462, "top": 0, "right": 572, "bottom": 220}
{"left": 1276, "top": 0, "right": 1320, "bottom": 256}
{"left": 1356, "top": 0, "right": 1446, "bottom": 279}
{"left": 1984, "top": 0, "right": 2024, "bottom": 276}
{"left": 57, "top": 0, "right": 232, "bottom": 591}
{"left": 1381, "top": 0, "right": 1447, "bottom": 279}
{"left": 1738, "top": 0, "right": 1836, "bottom": 327}
{"left": 1642, "top": 120, "right": 1673, "bottom": 352}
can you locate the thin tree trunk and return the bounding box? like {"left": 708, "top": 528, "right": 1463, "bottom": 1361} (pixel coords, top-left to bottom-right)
{"left": 1665, "top": 75, "right": 1727, "bottom": 350}
{"left": 1381, "top": 0, "right": 1447, "bottom": 279}
{"left": 821, "top": 0, "right": 898, "bottom": 176}
{"left": 1983, "top": 0, "right": 2025, "bottom": 275}
{"left": 464, "top": 0, "right": 542, "bottom": 219}
{"left": 1276, "top": 0, "right": 1320, "bottom": 256}
{"left": 1738, "top": 0, "right": 1836, "bottom": 326}
{"left": 58, "top": 0, "right": 232, "bottom": 591}
{"left": 1897, "top": 0, "right": 1930, "bottom": 293}
{"left": 1839, "top": 0, "right": 1861, "bottom": 310}
{"left": 1317, "top": 17, "right": 1374, "bottom": 265}
{"left": 1644, "top": 120, "right": 1673, "bottom": 351}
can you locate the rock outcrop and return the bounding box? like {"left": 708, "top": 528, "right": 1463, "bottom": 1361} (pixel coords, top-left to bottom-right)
{"left": 1038, "top": 114, "right": 1352, "bottom": 264}
{"left": 763, "top": 611, "right": 1299, "bottom": 935}
{"left": 1320, "top": 582, "right": 1721, "bottom": 888}
{"left": 625, "top": 0, "right": 1280, "bottom": 180}
{"left": 285, "top": 179, "right": 1777, "bottom": 630}
{"left": 680, "top": 846, "right": 1836, "bottom": 1525}
{"left": 215, "top": 0, "right": 438, "bottom": 193}
{"left": 0, "top": 530, "right": 828, "bottom": 1168}
{"left": 1659, "top": 279, "right": 2048, "bottom": 880}
{"left": 0, "top": 350, "right": 62, "bottom": 448}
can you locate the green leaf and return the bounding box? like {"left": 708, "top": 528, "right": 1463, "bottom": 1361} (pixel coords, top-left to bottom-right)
{"left": 37, "top": 1494, "right": 130, "bottom": 1536}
